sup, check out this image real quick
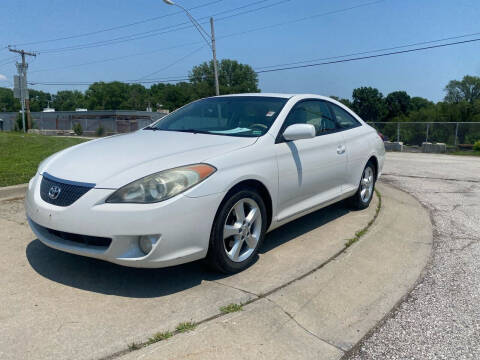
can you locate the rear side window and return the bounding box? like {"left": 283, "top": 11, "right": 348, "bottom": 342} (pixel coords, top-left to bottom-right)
{"left": 283, "top": 100, "right": 336, "bottom": 136}
{"left": 329, "top": 103, "right": 361, "bottom": 130}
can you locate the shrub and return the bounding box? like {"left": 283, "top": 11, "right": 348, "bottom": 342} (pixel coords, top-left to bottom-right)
{"left": 474, "top": 141, "right": 480, "bottom": 151}
{"left": 15, "top": 113, "right": 23, "bottom": 131}
{"left": 72, "top": 122, "right": 83, "bottom": 136}
{"left": 95, "top": 125, "right": 105, "bottom": 137}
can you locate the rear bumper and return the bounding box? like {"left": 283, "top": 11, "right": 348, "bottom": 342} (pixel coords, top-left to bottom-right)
{"left": 26, "top": 174, "right": 225, "bottom": 268}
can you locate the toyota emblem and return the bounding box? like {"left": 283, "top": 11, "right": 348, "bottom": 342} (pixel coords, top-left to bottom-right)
{"left": 48, "top": 185, "right": 62, "bottom": 200}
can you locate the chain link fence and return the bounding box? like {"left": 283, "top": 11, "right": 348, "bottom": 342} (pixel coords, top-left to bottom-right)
{"left": 0, "top": 111, "right": 165, "bottom": 134}
{"left": 368, "top": 122, "right": 480, "bottom": 147}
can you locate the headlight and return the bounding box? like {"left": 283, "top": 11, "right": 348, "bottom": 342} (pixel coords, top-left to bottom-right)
{"left": 106, "top": 164, "right": 216, "bottom": 204}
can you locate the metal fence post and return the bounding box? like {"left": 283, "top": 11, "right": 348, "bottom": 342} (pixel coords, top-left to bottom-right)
{"left": 396, "top": 122, "right": 400, "bottom": 142}
{"left": 426, "top": 123, "right": 430, "bottom": 143}
{"left": 454, "top": 122, "right": 459, "bottom": 146}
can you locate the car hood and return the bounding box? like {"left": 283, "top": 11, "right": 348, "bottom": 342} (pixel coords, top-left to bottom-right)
{"left": 40, "top": 130, "right": 257, "bottom": 188}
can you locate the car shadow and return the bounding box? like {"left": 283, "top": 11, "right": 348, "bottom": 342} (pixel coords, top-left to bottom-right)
{"left": 26, "top": 200, "right": 351, "bottom": 298}
{"left": 260, "top": 200, "right": 350, "bottom": 254}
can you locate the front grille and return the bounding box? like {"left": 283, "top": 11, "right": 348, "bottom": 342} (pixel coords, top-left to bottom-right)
{"left": 34, "top": 221, "right": 112, "bottom": 248}
{"left": 47, "top": 228, "right": 112, "bottom": 248}
{"left": 40, "top": 172, "right": 95, "bottom": 207}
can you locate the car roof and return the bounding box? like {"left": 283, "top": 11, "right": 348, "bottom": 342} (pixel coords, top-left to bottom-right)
{"left": 214, "top": 93, "right": 334, "bottom": 100}
{"left": 214, "top": 93, "right": 294, "bottom": 99}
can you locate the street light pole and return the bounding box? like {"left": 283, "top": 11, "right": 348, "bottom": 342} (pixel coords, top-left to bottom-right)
{"left": 210, "top": 17, "right": 220, "bottom": 96}
{"left": 162, "top": 0, "right": 220, "bottom": 96}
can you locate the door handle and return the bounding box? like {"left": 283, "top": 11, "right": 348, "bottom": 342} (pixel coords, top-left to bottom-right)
{"left": 337, "top": 144, "right": 346, "bottom": 155}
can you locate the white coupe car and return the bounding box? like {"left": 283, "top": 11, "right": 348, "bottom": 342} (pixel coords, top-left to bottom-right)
{"left": 26, "top": 93, "right": 385, "bottom": 273}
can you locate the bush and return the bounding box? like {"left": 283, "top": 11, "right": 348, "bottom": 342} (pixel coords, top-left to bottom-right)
{"left": 474, "top": 141, "right": 480, "bottom": 151}
{"left": 15, "top": 113, "right": 23, "bottom": 131}
{"left": 72, "top": 122, "right": 83, "bottom": 136}
{"left": 95, "top": 125, "right": 105, "bottom": 137}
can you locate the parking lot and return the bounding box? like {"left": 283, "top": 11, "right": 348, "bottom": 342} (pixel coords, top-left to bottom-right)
{"left": 2, "top": 152, "right": 478, "bottom": 359}
{"left": 349, "top": 152, "right": 480, "bottom": 360}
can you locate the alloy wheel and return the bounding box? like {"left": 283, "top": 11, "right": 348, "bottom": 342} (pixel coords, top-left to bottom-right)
{"left": 360, "top": 166, "right": 374, "bottom": 203}
{"left": 223, "top": 198, "right": 262, "bottom": 263}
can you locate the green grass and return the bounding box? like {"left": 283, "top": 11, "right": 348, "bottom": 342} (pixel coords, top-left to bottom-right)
{"left": 175, "top": 321, "right": 197, "bottom": 333}
{"left": 147, "top": 331, "right": 173, "bottom": 344}
{"left": 345, "top": 190, "right": 382, "bottom": 248}
{"left": 0, "top": 132, "right": 88, "bottom": 187}
{"left": 220, "top": 303, "right": 243, "bottom": 314}
{"left": 450, "top": 150, "right": 480, "bottom": 157}
{"left": 127, "top": 342, "right": 142, "bottom": 351}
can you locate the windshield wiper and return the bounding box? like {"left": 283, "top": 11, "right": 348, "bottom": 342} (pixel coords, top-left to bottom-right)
{"left": 143, "top": 126, "right": 159, "bottom": 131}
{"left": 171, "top": 129, "right": 213, "bottom": 135}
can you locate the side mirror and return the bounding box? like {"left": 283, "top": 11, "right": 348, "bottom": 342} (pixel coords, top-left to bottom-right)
{"left": 282, "top": 124, "right": 316, "bottom": 141}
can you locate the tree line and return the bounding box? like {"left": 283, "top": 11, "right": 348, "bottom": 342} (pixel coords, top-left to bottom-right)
{"left": 1, "top": 57, "right": 479, "bottom": 144}
{"left": 0, "top": 59, "right": 259, "bottom": 113}
{"left": 332, "top": 75, "right": 480, "bottom": 145}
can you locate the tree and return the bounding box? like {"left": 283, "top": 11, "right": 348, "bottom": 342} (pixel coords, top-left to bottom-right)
{"left": 329, "top": 96, "right": 353, "bottom": 108}
{"left": 85, "top": 81, "right": 130, "bottom": 110}
{"left": 29, "top": 89, "right": 53, "bottom": 112}
{"left": 52, "top": 90, "right": 86, "bottom": 111}
{"left": 0, "top": 87, "right": 20, "bottom": 112}
{"left": 352, "top": 87, "right": 386, "bottom": 121}
{"left": 125, "top": 83, "right": 148, "bottom": 110}
{"left": 385, "top": 91, "right": 411, "bottom": 120}
{"left": 149, "top": 82, "right": 194, "bottom": 111}
{"left": 444, "top": 75, "right": 480, "bottom": 104}
{"left": 410, "top": 97, "right": 433, "bottom": 111}
{"left": 189, "top": 59, "right": 260, "bottom": 97}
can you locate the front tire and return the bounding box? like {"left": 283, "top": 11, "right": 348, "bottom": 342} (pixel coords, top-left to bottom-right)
{"left": 206, "top": 188, "right": 267, "bottom": 274}
{"left": 349, "top": 161, "right": 376, "bottom": 210}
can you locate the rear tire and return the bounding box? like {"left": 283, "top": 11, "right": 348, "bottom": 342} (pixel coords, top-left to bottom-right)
{"left": 206, "top": 188, "right": 267, "bottom": 274}
{"left": 349, "top": 161, "right": 376, "bottom": 210}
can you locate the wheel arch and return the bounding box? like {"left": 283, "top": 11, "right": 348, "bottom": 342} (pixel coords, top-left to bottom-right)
{"left": 222, "top": 179, "right": 273, "bottom": 230}
{"left": 367, "top": 155, "right": 379, "bottom": 181}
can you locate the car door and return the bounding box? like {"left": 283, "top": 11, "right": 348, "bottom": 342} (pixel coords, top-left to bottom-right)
{"left": 328, "top": 102, "right": 370, "bottom": 193}
{"left": 275, "top": 99, "right": 348, "bottom": 221}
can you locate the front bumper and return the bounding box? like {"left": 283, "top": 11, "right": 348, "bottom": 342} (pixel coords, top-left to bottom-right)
{"left": 26, "top": 174, "right": 225, "bottom": 268}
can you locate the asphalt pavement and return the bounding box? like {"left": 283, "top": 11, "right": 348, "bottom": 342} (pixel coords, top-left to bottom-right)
{"left": 348, "top": 152, "right": 480, "bottom": 360}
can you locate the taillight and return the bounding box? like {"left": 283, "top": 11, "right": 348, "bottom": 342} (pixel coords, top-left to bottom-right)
{"left": 377, "top": 131, "right": 385, "bottom": 141}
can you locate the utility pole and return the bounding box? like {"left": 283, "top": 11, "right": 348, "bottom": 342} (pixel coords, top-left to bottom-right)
{"left": 210, "top": 17, "right": 220, "bottom": 96}
{"left": 9, "top": 47, "right": 36, "bottom": 132}
{"left": 162, "top": 1, "right": 220, "bottom": 96}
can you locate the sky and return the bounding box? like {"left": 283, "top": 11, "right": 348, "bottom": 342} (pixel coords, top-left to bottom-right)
{"left": 0, "top": 0, "right": 479, "bottom": 102}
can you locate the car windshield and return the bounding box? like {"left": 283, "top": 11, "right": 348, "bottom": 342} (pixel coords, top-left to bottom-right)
{"left": 148, "top": 96, "right": 288, "bottom": 137}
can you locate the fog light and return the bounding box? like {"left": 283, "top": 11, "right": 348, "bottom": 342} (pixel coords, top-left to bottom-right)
{"left": 138, "top": 235, "right": 159, "bottom": 255}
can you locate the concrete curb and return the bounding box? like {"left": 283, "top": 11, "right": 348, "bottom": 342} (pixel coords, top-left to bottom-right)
{"left": 0, "top": 183, "right": 28, "bottom": 200}
{"left": 0, "top": 182, "right": 432, "bottom": 360}
{"left": 118, "top": 183, "right": 432, "bottom": 360}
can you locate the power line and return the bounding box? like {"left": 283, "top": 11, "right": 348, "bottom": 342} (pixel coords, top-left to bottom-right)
{"left": 254, "top": 31, "right": 480, "bottom": 70}
{"left": 0, "top": 56, "right": 17, "bottom": 67}
{"left": 215, "top": 0, "right": 291, "bottom": 22}
{"left": 218, "top": 0, "right": 385, "bottom": 40}
{"left": 29, "top": 37, "right": 480, "bottom": 86}
{"left": 29, "top": 77, "right": 191, "bottom": 86}
{"left": 28, "top": 0, "right": 383, "bottom": 73}
{"left": 30, "top": 41, "right": 202, "bottom": 73}
{"left": 29, "top": 26, "right": 480, "bottom": 81}
{"left": 35, "top": 0, "right": 292, "bottom": 54}
{"left": 135, "top": 46, "right": 206, "bottom": 81}
{"left": 0, "top": 60, "right": 16, "bottom": 68}
{"left": 10, "top": 0, "right": 226, "bottom": 47}
{"left": 256, "top": 37, "right": 480, "bottom": 74}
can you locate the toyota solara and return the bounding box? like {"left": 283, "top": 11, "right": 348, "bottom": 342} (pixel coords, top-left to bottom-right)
{"left": 26, "top": 93, "right": 385, "bottom": 273}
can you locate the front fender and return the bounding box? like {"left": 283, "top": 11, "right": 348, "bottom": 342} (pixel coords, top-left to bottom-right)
{"left": 186, "top": 141, "right": 279, "bottom": 218}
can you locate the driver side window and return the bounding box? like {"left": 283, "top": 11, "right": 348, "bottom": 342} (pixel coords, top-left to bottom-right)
{"left": 283, "top": 100, "right": 336, "bottom": 136}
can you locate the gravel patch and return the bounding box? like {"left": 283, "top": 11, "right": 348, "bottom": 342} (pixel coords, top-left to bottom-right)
{"left": 348, "top": 154, "right": 480, "bottom": 360}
